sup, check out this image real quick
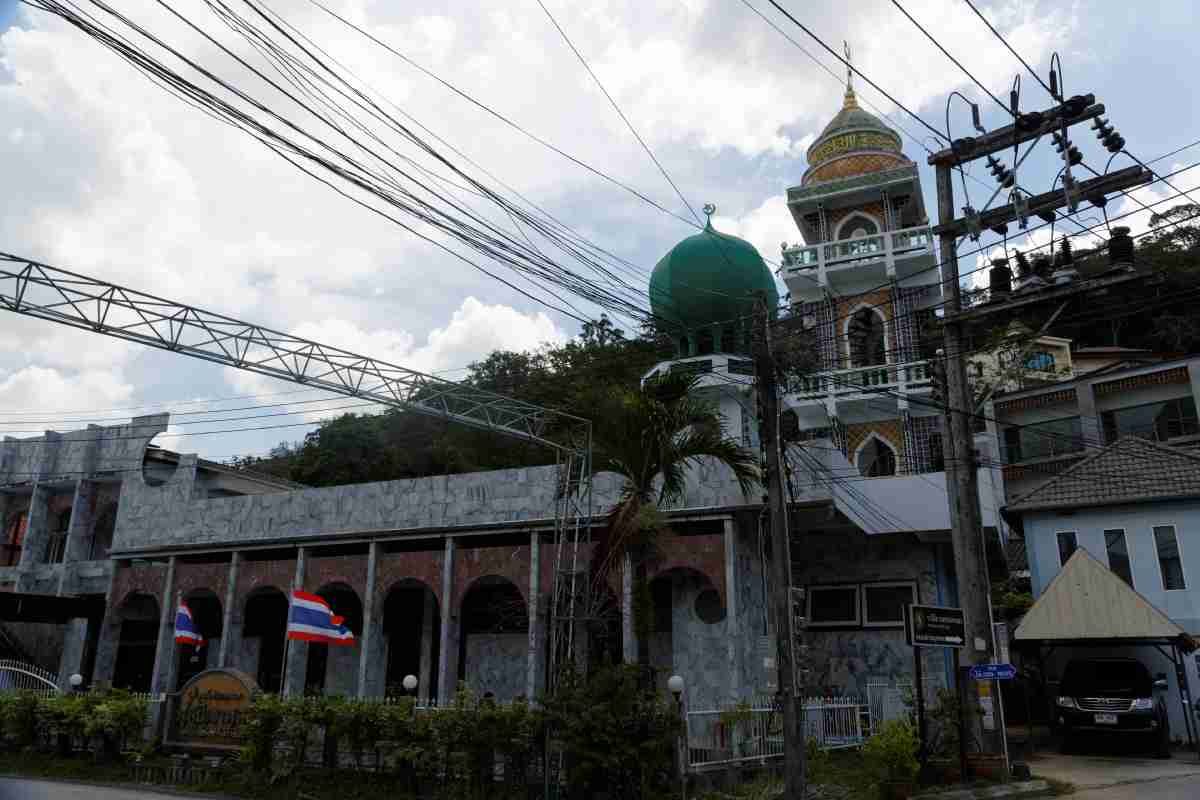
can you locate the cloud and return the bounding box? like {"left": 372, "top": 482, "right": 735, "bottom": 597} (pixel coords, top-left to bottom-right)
{"left": 222, "top": 295, "right": 568, "bottom": 422}
{"left": 0, "top": 366, "right": 133, "bottom": 422}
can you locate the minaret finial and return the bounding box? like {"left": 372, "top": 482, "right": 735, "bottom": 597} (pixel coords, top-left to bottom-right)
{"left": 702, "top": 203, "right": 716, "bottom": 228}
{"left": 843, "top": 41, "right": 858, "bottom": 108}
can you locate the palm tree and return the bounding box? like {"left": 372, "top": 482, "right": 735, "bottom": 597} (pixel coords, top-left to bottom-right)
{"left": 586, "top": 371, "right": 758, "bottom": 667}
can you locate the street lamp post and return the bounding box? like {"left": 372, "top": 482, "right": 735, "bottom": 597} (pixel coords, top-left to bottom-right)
{"left": 668, "top": 675, "right": 686, "bottom": 800}
{"left": 403, "top": 674, "right": 418, "bottom": 703}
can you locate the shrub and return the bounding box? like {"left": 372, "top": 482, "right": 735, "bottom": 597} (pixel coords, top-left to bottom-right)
{"left": 0, "top": 691, "right": 42, "bottom": 748}
{"left": 84, "top": 690, "right": 149, "bottom": 753}
{"left": 542, "top": 665, "right": 678, "bottom": 800}
{"left": 863, "top": 719, "right": 919, "bottom": 784}
{"left": 242, "top": 693, "right": 286, "bottom": 772}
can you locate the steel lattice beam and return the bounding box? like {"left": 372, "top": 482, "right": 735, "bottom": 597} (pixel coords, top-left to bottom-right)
{"left": 0, "top": 252, "right": 590, "bottom": 454}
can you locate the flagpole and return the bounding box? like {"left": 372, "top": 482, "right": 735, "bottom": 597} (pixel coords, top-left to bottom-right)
{"left": 280, "top": 589, "right": 293, "bottom": 697}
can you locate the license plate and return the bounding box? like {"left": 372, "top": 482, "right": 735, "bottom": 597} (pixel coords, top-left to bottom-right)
{"left": 1095, "top": 713, "right": 1118, "bottom": 725}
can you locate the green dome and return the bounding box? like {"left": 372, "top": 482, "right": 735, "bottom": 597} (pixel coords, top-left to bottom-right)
{"left": 649, "top": 219, "right": 778, "bottom": 350}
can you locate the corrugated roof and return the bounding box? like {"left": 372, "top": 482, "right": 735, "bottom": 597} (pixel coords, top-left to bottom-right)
{"left": 1006, "top": 436, "right": 1200, "bottom": 512}
{"left": 1015, "top": 547, "right": 1184, "bottom": 641}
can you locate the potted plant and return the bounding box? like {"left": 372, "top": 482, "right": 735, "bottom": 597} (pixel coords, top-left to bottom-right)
{"left": 865, "top": 719, "right": 920, "bottom": 800}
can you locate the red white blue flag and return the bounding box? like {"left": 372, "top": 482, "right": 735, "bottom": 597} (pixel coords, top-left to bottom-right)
{"left": 174, "top": 602, "right": 204, "bottom": 647}
{"left": 287, "top": 590, "right": 355, "bottom": 646}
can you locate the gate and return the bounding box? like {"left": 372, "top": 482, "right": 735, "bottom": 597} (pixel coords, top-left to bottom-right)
{"left": 0, "top": 658, "right": 60, "bottom": 696}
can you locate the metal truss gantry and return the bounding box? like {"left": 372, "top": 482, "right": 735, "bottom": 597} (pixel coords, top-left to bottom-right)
{"left": 0, "top": 251, "right": 591, "bottom": 687}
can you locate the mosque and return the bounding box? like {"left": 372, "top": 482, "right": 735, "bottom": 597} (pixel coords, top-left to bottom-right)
{"left": 0, "top": 77, "right": 1004, "bottom": 712}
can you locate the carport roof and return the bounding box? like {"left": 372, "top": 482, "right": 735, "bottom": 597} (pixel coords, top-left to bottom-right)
{"left": 1015, "top": 548, "right": 1187, "bottom": 643}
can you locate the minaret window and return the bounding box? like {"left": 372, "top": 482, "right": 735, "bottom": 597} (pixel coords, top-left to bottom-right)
{"left": 857, "top": 436, "right": 897, "bottom": 477}
{"left": 836, "top": 213, "right": 879, "bottom": 240}
{"left": 847, "top": 307, "right": 887, "bottom": 367}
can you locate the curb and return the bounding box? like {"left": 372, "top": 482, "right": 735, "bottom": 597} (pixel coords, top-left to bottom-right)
{"left": 0, "top": 774, "right": 242, "bottom": 799}
{"left": 910, "top": 779, "right": 1051, "bottom": 800}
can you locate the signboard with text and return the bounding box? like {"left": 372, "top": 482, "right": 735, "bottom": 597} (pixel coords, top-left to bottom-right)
{"left": 969, "top": 663, "right": 1017, "bottom": 681}
{"left": 906, "top": 604, "right": 966, "bottom": 649}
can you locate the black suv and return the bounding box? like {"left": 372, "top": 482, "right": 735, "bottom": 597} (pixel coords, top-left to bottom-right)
{"left": 1055, "top": 657, "right": 1170, "bottom": 756}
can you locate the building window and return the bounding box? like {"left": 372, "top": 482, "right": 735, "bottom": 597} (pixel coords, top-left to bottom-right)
{"left": 3, "top": 512, "right": 26, "bottom": 568}
{"left": 1024, "top": 351, "right": 1055, "bottom": 371}
{"left": 862, "top": 582, "right": 916, "bottom": 628}
{"left": 1153, "top": 525, "right": 1187, "bottom": 590}
{"left": 1104, "top": 529, "right": 1134, "bottom": 587}
{"left": 837, "top": 215, "right": 878, "bottom": 240}
{"left": 1101, "top": 397, "right": 1200, "bottom": 443}
{"left": 1001, "top": 416, "right": 1084, "bottom": 463}
{"left": 1057, "top": 531, "right": 1078, "bottom": 567}
{"left": 857, "top": 436, "right": 897, "bottom": 477}
{"left": 807, "top": 585, "right": 860, "bottom": 627}
{"left": 847, "top": 308, "right": 886, "bottom": 367}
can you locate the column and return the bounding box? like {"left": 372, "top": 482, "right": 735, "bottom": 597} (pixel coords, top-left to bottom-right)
{"left": 282, "top": 547, "right": 308, "bottom": 697}
{"left": 148, "top": 556, "right": 177, "bottom": 697}
{"left": 418, "top": 591, "right": 435, "bottom": 703}
{"left": 56, "top": 618, "right": 90, "bottom": 691}
{"left": 437, "top": 537, "right": 456, "bottom": 705}
{"left": 218, "top": 552, "right": 241, "bottom": 668}
{"left": 621, "top": 551, "right": 636, "bottom": 664}
{"left": 526, "top": 531, "right": 541, "bottom": 700}
{"left": 723, "top": 518, "right": 741, "bottom": 701}
{"left": 90, "top": 563, "right": 121, "bottom": 687}
{"left": 1077, "top": 379, "right": 1103, "bottom": 449}
{"left": 357, "top": 541, "right": 379, "bottom": 698}
{"left": 15, "top": 485, "right": 49, "bottom": 591}
{"left": 57, "top": 478, "right": 96, "bottom": 595}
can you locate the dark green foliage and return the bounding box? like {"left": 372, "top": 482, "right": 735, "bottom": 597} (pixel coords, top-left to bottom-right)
{"left": 231, "top": 316, "right": 671, "bottom": 486}
{"left": 542, "top": 666, "right": 680, "bottom": 800}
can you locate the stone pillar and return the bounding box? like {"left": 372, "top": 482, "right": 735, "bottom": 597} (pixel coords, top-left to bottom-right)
{"left": 1077, "top": 379, "right": 1103, "bottom": 448}
{"left": 57, "top": 618, "right": 90, "bottom": 690}
{"left": 148, "top": 556, "right": 177, "bottom": 697}
{"left": 437, "top": 537, "right": 456, "bottom": 705}
{"left": 723, "top": 517, "right": 742, "bottom": 701}
{"left": 57, "top": 478, "right": 97, "bottom": 595}
{"left": 218, "top": 552, "right": 241, "bottom": 668}
{"left": 357, "top": 541, "right": 379, "bottom": 698}
{"left": 418, "top": 590, "right": 435, "bottom": 703}
{"left": 283, "top": 547, "right": 308, "bottom": 697}
{"left": 90, "top": 564, "right": 121, "bottom": 687}
{"left": 526, "top": 531, "right": 541, "bottom": 700}
{"left": 15, "top": 485, "right": 49, "bottom": 590}
{"left": 621, "top": 552, "right": 636, "bottom": 664}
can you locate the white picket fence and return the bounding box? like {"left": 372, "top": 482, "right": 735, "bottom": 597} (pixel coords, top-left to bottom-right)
{"left": 865, "top": 678, "right": 942, "bottom": 732}
{"left": 0, "top": 659, "right": 59, "bottom": 697}
{"left": 684, "top": 695, "right": 864, "bottom": 772}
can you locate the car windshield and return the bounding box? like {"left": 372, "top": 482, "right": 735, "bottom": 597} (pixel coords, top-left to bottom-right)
{"left": 1062, "top": 660, "right": 1151, "bottom": 696}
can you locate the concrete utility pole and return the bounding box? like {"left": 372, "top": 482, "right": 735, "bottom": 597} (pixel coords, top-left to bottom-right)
{"left": 753, "top": 293, "right": 805, "bottom": 799}
{"left": 928, "top": 93, "right": 1153, "bottom": 761}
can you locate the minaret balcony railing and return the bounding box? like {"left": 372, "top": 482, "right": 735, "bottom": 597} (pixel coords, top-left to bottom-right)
{"left": 780, "top": 224, "right": 933, "bottom": 277}
{"left": 786, "top": 359, "right": 931, "bottom": 399}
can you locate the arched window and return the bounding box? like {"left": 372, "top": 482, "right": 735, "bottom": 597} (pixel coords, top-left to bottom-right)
{"left": 837, "top": 213, "right": 879, "bottom": 240}
{"left": 847, "top": 307, "right": 887, "bottom": 367}
{"left": 857, "top": 436, "right": 897, "bottom": 478}
{"left": 697, "top": 328, "right": 715, "bottom": 356}
{"left": 678, "top": 336, "right": 690, "bottom": 357}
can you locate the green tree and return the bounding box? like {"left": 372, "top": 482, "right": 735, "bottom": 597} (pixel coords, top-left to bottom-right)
{"left": 588, "top": 370, "right": 757, "bottom": 666}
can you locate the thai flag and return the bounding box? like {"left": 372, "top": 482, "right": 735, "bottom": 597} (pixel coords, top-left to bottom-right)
{"left": 287, "top": 590, "right": 355, "bottom": 646}
{"left": 174, "top": 602, "right": 205, "bottom": 647}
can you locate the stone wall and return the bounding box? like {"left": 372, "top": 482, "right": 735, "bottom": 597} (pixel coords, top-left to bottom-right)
{"left": 461, "top": 633, "right": 526, "bottom": 701}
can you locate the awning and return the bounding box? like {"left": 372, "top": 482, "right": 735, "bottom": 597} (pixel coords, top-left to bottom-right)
{"left": 0, "top": 591, "right": 99, "bottom": 623}
{"left": 1015, "top": 548, "right": 1192, "bottom": 647}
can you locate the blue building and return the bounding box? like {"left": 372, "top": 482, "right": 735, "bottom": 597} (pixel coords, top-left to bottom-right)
{"left": 1007, "top": 436, "right": 1200, "bottom": 743}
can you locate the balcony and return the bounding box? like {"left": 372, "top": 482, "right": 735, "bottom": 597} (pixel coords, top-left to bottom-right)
{"left": 786, "top": 360, "right": 931, "bottom": 400}
{"left": 780, "top": 225, "right": 937, "bottom": 300}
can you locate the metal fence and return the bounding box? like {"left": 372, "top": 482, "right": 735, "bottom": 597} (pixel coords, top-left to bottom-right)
{"left": 684, "top": 695, "right": 864, "bottom": 772}
{"left": 0, "top": 659, "right": 59, "bottom": 696}
{"left": 865, "top": 679, "right": 943, "bottom": 734}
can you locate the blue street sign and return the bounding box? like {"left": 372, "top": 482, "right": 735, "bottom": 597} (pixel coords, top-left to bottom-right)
{"left": 969, "top": 663, "right": 1017, "bottom": 681}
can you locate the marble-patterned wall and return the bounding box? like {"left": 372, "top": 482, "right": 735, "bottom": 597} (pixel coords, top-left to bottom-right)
{"left": 462, "top": 633, "right": 526, "bottom": 701}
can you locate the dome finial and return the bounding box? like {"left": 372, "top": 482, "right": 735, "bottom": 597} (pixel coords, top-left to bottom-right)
{"left": 702, "top": 203, "right": 716, "bottom": 229}
{"left": 843, "top": 40, "right": 859, "bottom": 109}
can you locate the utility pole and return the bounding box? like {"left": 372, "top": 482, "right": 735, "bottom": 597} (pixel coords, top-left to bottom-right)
{"left": 753, "top": 293, "right": 805, "bottom": 799}
{"left": 929, "top": 94, "right": 1152, "bottom": 761}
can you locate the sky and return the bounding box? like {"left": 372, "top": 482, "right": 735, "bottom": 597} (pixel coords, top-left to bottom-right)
{"left": 1, "top": 0, "right": 1199, "bottom": 464}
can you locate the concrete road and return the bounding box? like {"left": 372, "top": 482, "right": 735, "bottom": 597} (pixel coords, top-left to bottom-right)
{"left": 1073, "top": 774, "right": 1197, "bottom": 798}
{"left": 0, "top": 778, "right": 189, "bottom": 799}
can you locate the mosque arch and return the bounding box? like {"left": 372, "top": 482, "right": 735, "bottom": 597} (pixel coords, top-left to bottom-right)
{"left": 835, "top": 211, "right": 881, "bottom": 240}
{"left": 844, "top": 304, "right": 889, "bottom": 368}
{"left": 855, "top": 434, "right": 898, "bottom": 478}
{"left": 112, "top": 591, "right": 160, "bottom": 692}
{"left": 382, "top": 579, "right": 441, "bottom": 699}
{"left": 305, "top": 582, "right": 363, "bottom": 695}
{"left": 458, "top": 575, "right": 528, "bottom": 700}
{"left": 243, "top": 586, "right": 288, "bottom": 693}
{"left": 176, "top": 588, "right": 222, "bottom": 688}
